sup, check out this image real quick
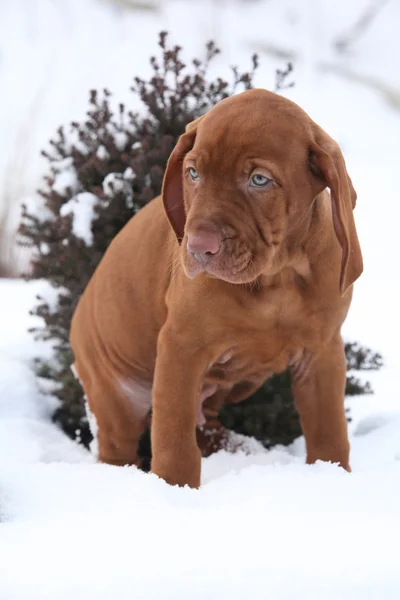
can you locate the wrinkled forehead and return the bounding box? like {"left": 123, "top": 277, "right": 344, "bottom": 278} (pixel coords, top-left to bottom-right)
{"left": 190, "top": 94, "right": 312, "bottom": 176}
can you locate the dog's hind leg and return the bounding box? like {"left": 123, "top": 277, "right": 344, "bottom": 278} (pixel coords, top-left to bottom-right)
{"left": 196, "top": 389, "right": 231, "bottom": 457}
{"left": 74, "top": 362, "right": 151, "bottom": 468}
{"left": 196, "top": 381, "right": 265, "bottom": 457}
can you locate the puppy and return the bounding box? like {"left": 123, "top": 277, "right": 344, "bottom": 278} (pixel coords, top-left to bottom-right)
{"left": 70, "top": 89, "right": 363, "bottom": 487}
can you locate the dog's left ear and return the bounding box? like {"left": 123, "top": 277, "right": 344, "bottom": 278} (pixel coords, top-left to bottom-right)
{"left": 162, "top": 116, "right": 204, "bottom": 242}
{"left": 309, "top": 124, "right": 363, "bottom": 295}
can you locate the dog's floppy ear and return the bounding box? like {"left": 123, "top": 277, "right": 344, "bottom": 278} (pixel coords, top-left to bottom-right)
{"left": 309, "top": 125, "right": 363, "bottom": 295}
{"left": 162, "top": 116, "right": 204, "bottom": 242}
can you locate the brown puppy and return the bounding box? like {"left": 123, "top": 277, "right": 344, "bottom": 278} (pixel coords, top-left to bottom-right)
{"left": 70, "top": 89, "right": 363, "bottom": 488}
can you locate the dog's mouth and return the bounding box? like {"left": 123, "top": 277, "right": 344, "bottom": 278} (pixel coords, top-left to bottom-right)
{"left": 183, "top": 242, "right": 256, "bottom": 284}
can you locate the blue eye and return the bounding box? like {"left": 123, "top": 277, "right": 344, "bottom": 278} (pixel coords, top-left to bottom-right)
{"left": 250, "top": 174, "right": 271, "bottom": 187}
{"left": 188, "top": 167, "right": 199, "bottom": 181}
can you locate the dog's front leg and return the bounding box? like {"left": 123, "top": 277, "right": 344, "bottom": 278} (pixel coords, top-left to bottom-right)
{"left": 151, "top": 325, "right": 209, "bottom": 488}
{"left": 291, "top": 333, "right": 350, "bottom": 471}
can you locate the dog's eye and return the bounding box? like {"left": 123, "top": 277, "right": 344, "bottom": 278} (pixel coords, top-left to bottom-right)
{"left": 188, "top": 167, "right": 199, "bottom": 182}
{"left": 250, "top": 174, "right": 271, "bottom": 187}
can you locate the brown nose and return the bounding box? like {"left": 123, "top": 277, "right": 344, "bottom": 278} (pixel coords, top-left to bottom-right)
{"left": 187, "top": 231, "right": 220, "bottom": 264}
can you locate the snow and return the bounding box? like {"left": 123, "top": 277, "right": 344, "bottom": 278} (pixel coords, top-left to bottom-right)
{"left": 123, "top": 166, "right": 136, "bottom": 181}
{"left": 103, "top": 172, "right": 135, "bottom": 207}
{"left": 51, "top": 160, "right": 79, "bottom": 197}
{"left": 21, "top": 195, "right": 54, "bottom": 225}
{"left": 1, "top": 0, "right": 400, "bottom": 598}
{"left": 1, "top": 456, "right": 400, "bottom": 600}
{"left": 39, "top": 242, "right": 50, "bottom": 255}
{"left": 0, "top": 279, "right": 400, "bottom": 599}
{"left": 113, "top": 131, "right": 129, "bottom": 151}
{"left": 96, "top": 144, "right": 110, "bottom": 160}
{"left": 60, "top": 192, "right": 99, "bottom": 245}
{"left": 102, "top": 172, "right": 127, "bottom": 195}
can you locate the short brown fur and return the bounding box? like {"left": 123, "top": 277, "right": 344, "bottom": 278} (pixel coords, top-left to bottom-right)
{"left": 70, "top": 89, "right": 363, "bottom": 487}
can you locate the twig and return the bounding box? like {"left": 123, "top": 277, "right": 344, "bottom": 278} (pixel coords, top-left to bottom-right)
{"left": 334, "top": 0, "right": 390, "bottom": 53}
{"left": 275, "top": 62, "right": 295, "bottom": 93}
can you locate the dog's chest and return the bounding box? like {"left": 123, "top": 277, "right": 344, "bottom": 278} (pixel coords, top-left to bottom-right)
{"left": 207, "top": 332, "right": 298, "bottom": 385}
{"left": 207, "top": 288, "right": 326, "bottom": 384}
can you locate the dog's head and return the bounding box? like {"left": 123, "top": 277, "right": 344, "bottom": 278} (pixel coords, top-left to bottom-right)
{"left": 162, "top": 89, "right": 362, "bottom": 295}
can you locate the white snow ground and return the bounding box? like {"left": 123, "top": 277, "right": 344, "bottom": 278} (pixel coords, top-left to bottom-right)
{"left": 1, "top": 0, "right": 400, "bottom": 598}
{"left": 1, "top": 279, "right": 400, "bottom": 600}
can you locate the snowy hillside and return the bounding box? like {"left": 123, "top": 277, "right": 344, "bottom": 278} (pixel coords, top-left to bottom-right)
{"left": 1, "top": 0, "right": 400, "bottom": 598}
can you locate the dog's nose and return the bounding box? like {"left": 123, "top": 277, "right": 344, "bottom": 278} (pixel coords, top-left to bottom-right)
{"left": 187, "top": 232, "right": 220, "bottom": 264}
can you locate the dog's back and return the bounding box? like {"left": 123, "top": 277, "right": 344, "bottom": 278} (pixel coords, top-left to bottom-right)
{"left": 70, "top": 195, "right": 173, "bottom": 390}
